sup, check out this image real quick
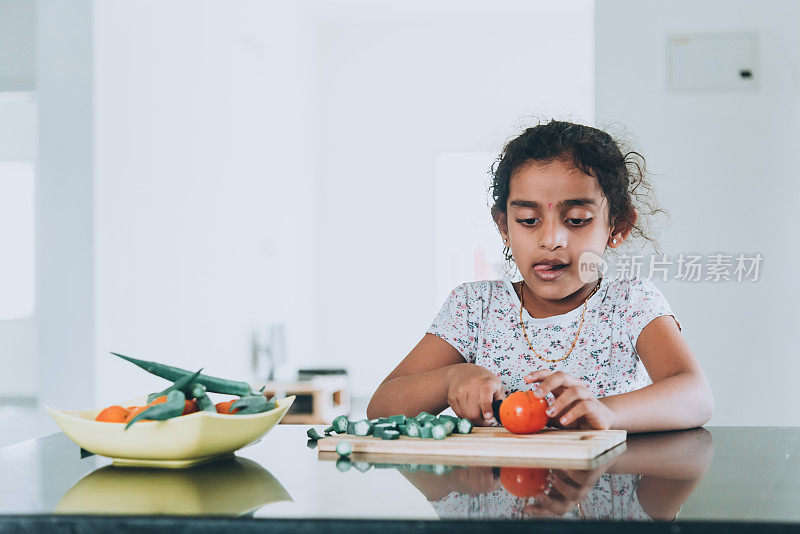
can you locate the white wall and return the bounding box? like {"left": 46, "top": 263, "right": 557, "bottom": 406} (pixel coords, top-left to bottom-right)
{"left": 0, "top": 95, "right": 37, "bottom": 397}
{"left": 35, "top": 0, "right": 95, "bottom": 409}
{"left": 0, "top": 0, "right": 37, "bottom": 397}
{"left": 0, "top": 0, "right": 35, "bottom": 91}
{"left": 91, "top": 1, "right": 318, "bottom": 406}
{"left": 596, "top": 0, "right": 800, "bottom": 425}
{"left": 313, "top": 1, "right": 595, "bottom": 397}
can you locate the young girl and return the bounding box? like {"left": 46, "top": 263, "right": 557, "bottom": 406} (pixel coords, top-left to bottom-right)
{"left": 367, "top": 120, "right": 713, "bottom": 433}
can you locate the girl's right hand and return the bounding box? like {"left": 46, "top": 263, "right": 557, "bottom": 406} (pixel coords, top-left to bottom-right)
{"left": 446, "top": 364, "right": 506, "bottom": 426}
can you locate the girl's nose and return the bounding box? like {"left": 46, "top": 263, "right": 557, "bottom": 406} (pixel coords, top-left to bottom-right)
{"left": 538, "top": 218, "right": 568, "bottom": 250}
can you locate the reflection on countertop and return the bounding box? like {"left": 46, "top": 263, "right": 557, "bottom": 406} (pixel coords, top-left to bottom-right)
{"left": 56, "top": 456, "right": 291, "bottom": 516}
{"left": 4, "top": 425, "right": 800, "bottom": 524}
{"left": 320, "top": 427, "right": 713, "bottom": 522}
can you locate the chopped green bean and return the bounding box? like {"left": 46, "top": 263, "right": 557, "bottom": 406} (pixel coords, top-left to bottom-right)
{"left": 431, "top": 424, "right": 447, "bottom": 440}
{"left": 332, "top": 415, "right": 349, "bottom": 433}
{"left": 354, "top": 461, "right": 372, "bottom": 473}
{"left": 307, "top": 428, "right": 324, "bottom": 441}
{"left": 336, "top": 440, "right": 352, "bottom": 457}
{"left": 336, "top": 457, "right": 352, "bottom": 472}
{"left": 381, "top": 430, "right": 400, "bottom": 440}
{"left": 373, "top": 423, "right": 395, "bottom": 439}
{"left": 353, "top": 419, "right": 373, "bottom": 436}
{"left": 406, "top": 420, "right": 421, "bottom": 437}
{"left": 438, "top": 418, "right": 455, "bottom": 434}
{"left": 457, "top": 418, "right": 473, "bottom": 434}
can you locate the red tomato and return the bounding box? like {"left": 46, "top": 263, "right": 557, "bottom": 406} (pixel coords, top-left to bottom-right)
{"left": 499, "top": 467, "right": 549, "bottom": 499}
{"left": 499, "top": 390, "right": 549, "bottom": 434}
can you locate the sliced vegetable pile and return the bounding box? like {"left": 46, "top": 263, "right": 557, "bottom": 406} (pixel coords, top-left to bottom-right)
{"left": 92, "top": 352, "right": 276, "bottom": 429}
{"left": 307, "top": 412, "right": 473, "bottom": 444}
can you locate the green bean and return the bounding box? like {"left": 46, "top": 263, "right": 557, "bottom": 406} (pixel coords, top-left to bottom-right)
{"left": 111, "top": 352, "right": 253, "bottom": 396}
{"left": 125, "top": 390, "right": 185, "bottom": 429}
{"left": 147, "top": 368, "right": 204, "bottom": 403}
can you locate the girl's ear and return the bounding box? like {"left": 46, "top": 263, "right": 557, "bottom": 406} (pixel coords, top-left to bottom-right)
{"left": 609, "top": 208, "right": 638, "bottom": 247}
{"left": 491, "top": 205, "right": 509, "bottom": 242}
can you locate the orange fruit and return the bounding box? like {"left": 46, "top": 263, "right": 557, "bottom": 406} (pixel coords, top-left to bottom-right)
{"left": 94, "top": 405, "right": 130, "bottom": 423}
{"left": 215, "top": 400, "right": 239, "bottom": 414}
{"left": 123, "top": 405, "right": 151, "bottom": 424}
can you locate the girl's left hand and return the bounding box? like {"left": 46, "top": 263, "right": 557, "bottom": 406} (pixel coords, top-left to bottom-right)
{"left": 524, "top": 370, "right": 616, "bottom": 430}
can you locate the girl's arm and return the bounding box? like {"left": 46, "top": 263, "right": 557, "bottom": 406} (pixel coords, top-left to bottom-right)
{"left": 600, "top": 315, "right": 714, "bottom": 432}
{"left": 367, "top": 333, "right": 504, "bottom": 421}
{"left": 366, "top": 333, "right": 466, "bottom": 419}
{"left": 527, "top": 315, "right": 713, "bottom": 433}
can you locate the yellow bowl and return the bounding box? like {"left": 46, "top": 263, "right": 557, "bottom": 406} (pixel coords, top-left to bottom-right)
{"left": 46, "top": 395, "right": 294, "bottom": 468}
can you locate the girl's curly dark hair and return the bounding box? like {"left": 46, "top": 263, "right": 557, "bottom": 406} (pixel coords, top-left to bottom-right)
{"left": 490, "top": 119, "right": 668, "bottom": 258}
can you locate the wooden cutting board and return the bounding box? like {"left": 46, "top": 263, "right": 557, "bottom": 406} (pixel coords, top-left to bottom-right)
{"left": 317, "top": 427, "right": 626, "bottom": 461}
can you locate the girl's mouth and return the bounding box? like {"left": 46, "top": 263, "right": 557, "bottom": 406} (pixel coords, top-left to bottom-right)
{"left": 533, "top": 263, "right": 569, "bottom": 280}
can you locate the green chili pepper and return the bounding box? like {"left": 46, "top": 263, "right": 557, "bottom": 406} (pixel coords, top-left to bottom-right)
{"left": 188, "top": 382, "right": 207, "bottom": 399}
{"left": 146, "top": 368, "right": 204, "bottom": 403}
{"left": 111, "top": 352, "right": 253, "bottom": 396}
{"left": 195, "top": 392, "right": 216, "bottom": 413}
{"left": 230, "top": 394, "right": 269, "bottom": 415}
{"left": 125, "top": 390, "right": 186, "bottom": 430}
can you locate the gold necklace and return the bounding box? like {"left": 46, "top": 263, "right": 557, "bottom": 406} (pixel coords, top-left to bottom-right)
{"left": 516, "top": 279, "right": 601, "bottom": 363}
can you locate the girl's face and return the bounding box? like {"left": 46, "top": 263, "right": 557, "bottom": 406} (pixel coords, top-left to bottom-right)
{"left": 495, "top": 159, "right": 623, "bottom": 303}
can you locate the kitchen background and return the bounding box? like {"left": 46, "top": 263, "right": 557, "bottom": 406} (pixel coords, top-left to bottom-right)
{"left": 1, "top": 0, "right": 796, "bottom": 446}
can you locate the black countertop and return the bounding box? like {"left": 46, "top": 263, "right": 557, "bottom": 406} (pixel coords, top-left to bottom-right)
{"left": 1, "top": 425, "right": 799, "bottom": 532}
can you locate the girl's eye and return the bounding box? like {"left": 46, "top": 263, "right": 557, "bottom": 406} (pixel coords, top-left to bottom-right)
{"left": 515, "top": 218, "right": 592, "bottom": 226}
{"left": 567, "top": 218, "right": 592, "bottom": 226}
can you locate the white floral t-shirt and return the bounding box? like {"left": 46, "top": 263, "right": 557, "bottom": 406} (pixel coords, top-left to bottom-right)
{"left": 426, "top": 275, "right": 681, "bottom": 400}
